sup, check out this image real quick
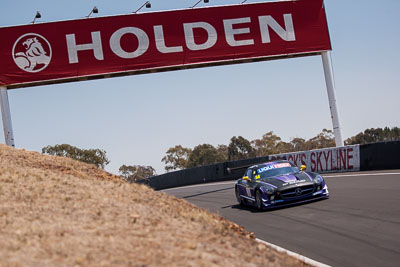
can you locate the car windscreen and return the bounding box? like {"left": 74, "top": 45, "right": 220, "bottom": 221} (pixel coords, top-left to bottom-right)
{"left": 256, "top": 163, "right": 299, "bottom": 179}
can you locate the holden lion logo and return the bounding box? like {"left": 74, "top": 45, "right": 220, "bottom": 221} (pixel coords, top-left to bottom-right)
{"left": 12, "top": 33, "right": 52, "bottom": 73}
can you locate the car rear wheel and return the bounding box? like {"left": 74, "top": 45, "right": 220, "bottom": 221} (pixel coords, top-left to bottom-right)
{"left": 235, "top": 186, "right": 243, "bottom": 206}
{"left": 255, "top": 190, "right": 263, "bottom": 210}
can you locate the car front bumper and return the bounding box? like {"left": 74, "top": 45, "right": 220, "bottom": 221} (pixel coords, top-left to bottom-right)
{"left": 261, "top": 185, "right": 329, "bottom": 209}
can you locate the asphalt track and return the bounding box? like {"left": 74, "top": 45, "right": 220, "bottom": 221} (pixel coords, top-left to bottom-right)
{"left": 163, "top": 170, "right": 400, "bottom": 267}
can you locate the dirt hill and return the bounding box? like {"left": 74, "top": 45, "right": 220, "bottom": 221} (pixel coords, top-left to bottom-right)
{"left": 0, "top": 144, "right": 309, "bottom": 266}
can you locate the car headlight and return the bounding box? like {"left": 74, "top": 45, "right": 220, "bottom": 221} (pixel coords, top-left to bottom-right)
{"left": 261, "top": 185, "right": 275, "bottom": 194}
{"left": 314, "top": 175, "right": 323, "bottom": 185}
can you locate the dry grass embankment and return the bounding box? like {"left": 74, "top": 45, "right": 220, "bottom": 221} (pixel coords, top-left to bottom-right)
{"left": 0, "top": 144, "right": 309, "bottom": 266}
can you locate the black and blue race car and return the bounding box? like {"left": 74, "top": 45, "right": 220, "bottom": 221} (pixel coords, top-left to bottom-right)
{"left": 235, "top": 160, "right": 329, "bottom": 210}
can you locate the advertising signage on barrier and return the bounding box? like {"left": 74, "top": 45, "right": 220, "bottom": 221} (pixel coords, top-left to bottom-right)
{"left": 0, "top": 0, "right": 331, "bottom": 88}
{"left": 269, "top": 145, "right": 360, "bottom": 173}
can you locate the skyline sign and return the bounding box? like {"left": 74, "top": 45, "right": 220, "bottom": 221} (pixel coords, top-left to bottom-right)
{"left": 269, "top": 145, "right": 360, "bottom": 173}
{"left": 0, "top": 0, "right": 331, "bottom": 89}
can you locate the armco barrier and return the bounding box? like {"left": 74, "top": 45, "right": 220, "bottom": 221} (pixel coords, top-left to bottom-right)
{"left": 141, "top": 141, "right": 399, "bottom": 190}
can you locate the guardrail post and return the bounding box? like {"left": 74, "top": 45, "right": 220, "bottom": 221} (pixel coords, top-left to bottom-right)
{"left": 321, "top": 51, "right": 344, "bottom": 147}
{"left": 0, "top": 87, "right": 15, "bottom": 147}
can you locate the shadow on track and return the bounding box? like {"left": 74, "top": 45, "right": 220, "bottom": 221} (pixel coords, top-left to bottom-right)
{"left": 223, "top": 198, "right": 328, "bottom": 213}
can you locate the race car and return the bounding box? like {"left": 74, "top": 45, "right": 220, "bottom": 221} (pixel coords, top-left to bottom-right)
{"left": 235, "top": 160, "right": 329, "bottom": 210}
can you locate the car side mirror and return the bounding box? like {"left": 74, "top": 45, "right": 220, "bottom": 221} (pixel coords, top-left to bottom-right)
{"left": 242, "top": 176, "right": 251, "bottom": 181}
{"left": 300, "top": 165, "right": 307, "bottom": 171}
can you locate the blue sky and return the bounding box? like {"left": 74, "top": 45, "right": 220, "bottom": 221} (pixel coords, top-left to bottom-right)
{"left": 1, "top": 0, "right": 399, "bottom": 174}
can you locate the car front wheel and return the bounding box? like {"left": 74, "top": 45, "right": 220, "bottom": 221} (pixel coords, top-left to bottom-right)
{"left": 235, "top": 186, "right": 243, "bottom": 206}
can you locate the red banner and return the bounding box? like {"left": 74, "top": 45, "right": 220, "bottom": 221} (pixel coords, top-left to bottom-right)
{"left": 0, "top": 0, "right": 331, "bottom": 88}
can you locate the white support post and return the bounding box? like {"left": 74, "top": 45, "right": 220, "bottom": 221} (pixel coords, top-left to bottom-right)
{"left": 0, "top": 87, "right": 15, "bottom": 147}
{"left": 321, "top": 51, "right": 344, "bottom": 147}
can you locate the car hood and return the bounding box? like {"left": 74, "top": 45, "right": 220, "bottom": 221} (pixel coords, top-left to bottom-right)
{"left": 257, "top": 172, "right": 314, "bottom": 188}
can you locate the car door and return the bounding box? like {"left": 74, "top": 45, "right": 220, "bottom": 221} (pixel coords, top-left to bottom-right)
{"left": 243, "top": 168, "right": 255, "bottom": 200}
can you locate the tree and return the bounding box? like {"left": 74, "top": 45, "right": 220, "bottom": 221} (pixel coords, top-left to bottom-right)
{"left": 304, "top": 129, "right": 335, "bottom": 150}
{"left": 42, "top": 144, "right": 110, "bottom": 168}
{"left": 216, "top": 144, "right": 228, "bottom": 162}
{"left": 228, "top": 136, "right": 256, "bottom": 160}
{"left": 275, "top": 141, "right": 293, "bottom": 154}
{"left": 290, "top": 137, "right": 307, "bottom": 152}
{"left": 161, "top": 145, "right": 192, "bottom": 172}
{"left": 118, "top": 165, "right": 156, "bottom": 183}
{"left": 251, "top": 131, "right": 282, "bottom": 156}
{"left": 251, "top": 129, "right": 336, "bottom": 156}
{"left": 345, "top": 127, "right": 400, "bottom": 145}
{"left": 186, "top": 144, "right": 225, "bottom": 168}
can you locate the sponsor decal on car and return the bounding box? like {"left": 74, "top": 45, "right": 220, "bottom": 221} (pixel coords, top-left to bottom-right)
{"left": 257, "top": 162, "right": 291, "bottom": 173}
{"left": 282, "top": 179, "right": 306, "bottom": 186}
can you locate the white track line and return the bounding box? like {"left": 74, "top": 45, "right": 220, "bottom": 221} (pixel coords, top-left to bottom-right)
{"left": 256, "top": 238, "right": 331, "bottom": 267}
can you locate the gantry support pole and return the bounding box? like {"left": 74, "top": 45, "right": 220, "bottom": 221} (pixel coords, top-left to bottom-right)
{"left": 321, "top": 51, "right": 344, "bottom": 147}
{"left": 0, "top": 86, "right": 15, "bottom": 147}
